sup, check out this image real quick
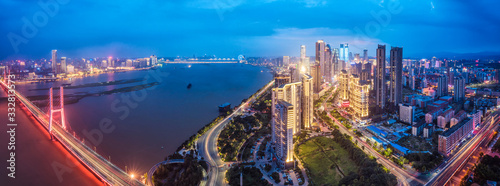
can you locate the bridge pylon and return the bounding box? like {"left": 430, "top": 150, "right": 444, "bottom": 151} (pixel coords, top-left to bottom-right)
{"left": 49, "top": 87, "right": 66, "bottom": 140}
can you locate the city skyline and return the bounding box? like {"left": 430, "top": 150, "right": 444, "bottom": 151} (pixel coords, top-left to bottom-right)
{"left": 2, "top": 1, "right": 500, "bottom": 60}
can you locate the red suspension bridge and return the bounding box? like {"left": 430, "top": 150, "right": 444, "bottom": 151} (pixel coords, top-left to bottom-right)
{"left": 1, "top": 78, "right": 144, "bottom": 186}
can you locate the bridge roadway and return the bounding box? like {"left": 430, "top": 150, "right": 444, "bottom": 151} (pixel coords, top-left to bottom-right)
{"left": 1, "top": 80, "right": 144, "bottom": 186}
{"left": 197, "top": 80, "right": 275, "bottom": 186}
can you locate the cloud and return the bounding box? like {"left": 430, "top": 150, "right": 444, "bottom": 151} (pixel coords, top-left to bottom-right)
{"left": 240, "top": 27, "right": 385, "bottom": 57}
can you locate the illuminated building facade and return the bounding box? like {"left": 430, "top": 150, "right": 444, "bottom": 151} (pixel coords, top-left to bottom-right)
{"left": 273, "top": 100, "right": 295, "bottom": 169}
{"left": 316, "top": 40, "right": 325, "bottom": 81}
{"left": 273, "top": 82, "right": 302, "bottom": 134}
{"left": 60, "top": 57, "right": 67, "bottom": 73}
{"left": 375, "top": 45, "right": 386, "bottom": 109}
{"left": 438, "top": 117, "right": 473, "bottom": 157}
{"left": 349, "top": 74, "right": 370, "bottom": 120}
{"left": 389, "top": 47, "right": 403, "bottom": 106}
{"left": 339, "top": 70, "right": 349, "bottom": 101}
{"left": 302, "top": 74, "right": 314, "bottom": 128}
{"left": 52, "top": 50, "right": 58, "bottom": 74}
{"left": 311, "top": 64, "right": 321, "bottom": 93}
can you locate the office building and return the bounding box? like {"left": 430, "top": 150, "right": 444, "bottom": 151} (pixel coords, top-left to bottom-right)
{"left": 454, "top": 77, "right": 465, "bottom": 102}
{"left": 363, "top": 49, "right": 368, "bottom": 62}
{"left": 375, "top": 45, "right": 386, "bottom": 109}
{"left": 302, "top": 74, "right": 314, "bottom": 129}
{"left": 438, "top": 117, "right": 473, "bottom": 157}
{"left": 339, "top": 44, "right": 345, "bottom": 64}
{"left": 389, "top": 47, "right": 403, "bottom": 106}
{"left": 51, "top": 50, "right": 58, "bottom": 74}
{"left": 325, "top": 44, "right": 333, "bottom": 82}
{"left": 60, "top": 57, "right": 67, "bottom": 73}
{"left": 311, "top": 64, "right": 321, "bottom": 93}
{"left": 344, "top": 43, "right": 349, "bottom": 63}
{"left": 299, "top": 45, "right": 310, "bottom": 74}
{"left": 316, "top": 40, "right": 325, "bottom": 79}
{"left": 333, "top": 48, "right": 340, "bottom": 77}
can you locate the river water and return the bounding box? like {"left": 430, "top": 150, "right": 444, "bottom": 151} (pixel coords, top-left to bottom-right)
{"left": 14, "top": 63, "right": 273, "bottom": 175}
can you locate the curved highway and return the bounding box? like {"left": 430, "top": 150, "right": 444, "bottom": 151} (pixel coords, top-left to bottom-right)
{"left": 197, "top": 80, "right": 274, "bottom": 186}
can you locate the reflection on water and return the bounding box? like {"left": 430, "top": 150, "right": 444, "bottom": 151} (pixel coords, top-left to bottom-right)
{"left": 15, "top": 63, "right": 272, "bottom": 175}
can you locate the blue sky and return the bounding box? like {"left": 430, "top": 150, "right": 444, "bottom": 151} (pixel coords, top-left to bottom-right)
{"left": 1, "top": 0, "right": 499, "bottom": 60}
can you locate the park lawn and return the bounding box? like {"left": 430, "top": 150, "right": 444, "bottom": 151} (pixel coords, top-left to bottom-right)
{"left": 297, "top": 137, "right": 358, "bottom": 185}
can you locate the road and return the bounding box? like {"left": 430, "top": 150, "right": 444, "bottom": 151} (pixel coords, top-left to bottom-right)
{"left": 145, "top": 159, "right": 185, "bottom": 185}
{"left": 318, "top": 85, "right": 423, "bottom": 186}
{"left": 426, "top": 110, "right": 500, "bottom": 186}
{"left": 1, "top": 80, "right": 144, "bottom": 186}
{"left": 197, "top": 80, "right": 274, "bottom": 186}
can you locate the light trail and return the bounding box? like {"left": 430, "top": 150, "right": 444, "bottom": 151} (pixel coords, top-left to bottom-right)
{"left": 1, "top": 80, "right": 144, "bottom": 186}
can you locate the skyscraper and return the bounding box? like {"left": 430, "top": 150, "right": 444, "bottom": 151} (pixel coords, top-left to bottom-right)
{"left": 389, "top": 47, "right": 403, "bottom": 106}
{"left": 344, "top": 43, "right": 349, "bottom": 63}
{"left": 333, "top": 48, "right": 339, "bottom": 77}
{"left": 339, "top": 44, "right": 345, "bottom": 63}
{"left": 150, "top": 55, "right": 157, "bottom": 66}
{"left": 349, "top": 74, "right": 370, "bottom": 120}
{"left": 363, "top": 49, "right": 368, "bottom": 62}
{"left": 437, "top": 75, "right": 448, "bottom": 97}
{"left": 375, "top": 45, "right": 386, "bottom": 109}
{"left": 453, "top": 77, "right": 465, "bottom": 102}
{"left": 273, "top": 82, "right": 302, "bottom": 135}
{"left": 299, "top": 45, "right": 310, "bottom": 74}
{"left": 52, "top": 50, "right": 58, "bottom": 74}
{"left": 339, "top": 70, "right": 349, "bottom": 101}
{"left": 60, "top": 57, "right": 67, "bottom": 73}
{"left": 325, "top": 44, "right": 333, "bottom": 82}
{"left": 302, "top": 74, "right": 314, "bottom": 129}
{"left": 311, "top": 64, "right": 321, "bottom": 93}
{"left": 316, "top": 40, "right": 325, "bottom": 80}
{"left": 273, "top": 100, "right": 294, "bottom": 169}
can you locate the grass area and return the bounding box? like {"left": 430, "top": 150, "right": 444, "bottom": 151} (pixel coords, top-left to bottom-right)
{"left": 296, "top": 136, "right": 358, "bottom": 185}
{"left": 396, "top": 136, "right": 434, "bottom": 152}
{"left": 226, "top": 166, "right": 271, "bottom": 186}
{"left": 153, "top": 153, "right": 203, "bottom": 186}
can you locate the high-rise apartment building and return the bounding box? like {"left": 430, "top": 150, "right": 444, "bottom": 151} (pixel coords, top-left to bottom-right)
{"left": 389, "top": 47, "right": 403, "bottom": 106}
{"left": 302, "top": 74, "right": 314, "bottom": 128}
{"left": 437, "top": 75, "right": 448, "bottom": 97}
{"left": 454, "top": 77, "right": 465, "bottom": 102}
{"left": 273, "top": 100, "right": 295, "bottom": 169}
{"left": 273, "top": 82, "right": 302, "bottom": 134}
{"left": 375, "top": 45, "right": 386, "bottom": 109}
{"left": 339, "top": 70, "right": 349, "bottom": 101}
{"left": 349, "top": 74, "right": 370, "bottom": 120}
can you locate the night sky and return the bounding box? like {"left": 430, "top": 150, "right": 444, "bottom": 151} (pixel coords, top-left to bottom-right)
{"left": 1, "top": 0, "right": 499, "bottom": 60}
